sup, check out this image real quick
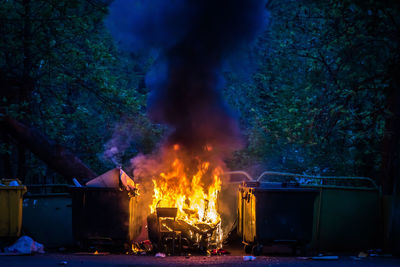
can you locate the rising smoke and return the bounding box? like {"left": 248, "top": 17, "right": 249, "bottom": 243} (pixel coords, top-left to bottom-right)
{"left": 107, "top": 0, "right": 268, "bottom": 155}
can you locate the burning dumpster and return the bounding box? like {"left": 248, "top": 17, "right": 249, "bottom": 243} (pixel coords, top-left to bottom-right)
{"left": 141, "top": 145, "right": 224, "bottom": 254}
{"left": 238, "top": 181, "right": 318, "bottom": 255}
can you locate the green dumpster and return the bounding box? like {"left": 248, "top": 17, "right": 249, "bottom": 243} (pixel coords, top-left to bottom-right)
{"left": 311, "top": 186, "right": 379, "bottom": 251}
{"left": 254, "top": 172, "right": 381, "bottom": 252}
{"left": 22, "top": 184, "right": 73, "bottom": 248}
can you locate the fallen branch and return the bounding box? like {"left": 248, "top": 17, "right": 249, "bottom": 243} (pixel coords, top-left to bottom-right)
{"left": 0, "top": 116, "right": 97, "bottom": 183}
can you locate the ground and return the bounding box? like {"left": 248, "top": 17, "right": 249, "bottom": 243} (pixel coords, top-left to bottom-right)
{"left": 1, "top": 241, "right": 399, "bottom": 266}
{"left": 1, "top": 253, "right": 400, "bottom": 267}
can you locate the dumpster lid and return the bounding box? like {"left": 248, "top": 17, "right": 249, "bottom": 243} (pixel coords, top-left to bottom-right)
{"left": 0, "top": 179, "right": 27, "bottom": 192}
{"left": 243, "top": 181, "right": 318, "bottom": 193}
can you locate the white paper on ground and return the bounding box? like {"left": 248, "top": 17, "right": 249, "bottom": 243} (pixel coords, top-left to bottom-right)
{"left": 243, "top": 256, "right": 256, "bottom": 261}
{"left": 4, "top": 236, "right": 45, "bottom": 254}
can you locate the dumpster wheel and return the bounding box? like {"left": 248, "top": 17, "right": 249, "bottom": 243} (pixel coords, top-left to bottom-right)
{"left": 252, "top": 244, "right": 262, "bottom": 256}
{"left": 244, "top": 244, "right": 252, "bottom": 254}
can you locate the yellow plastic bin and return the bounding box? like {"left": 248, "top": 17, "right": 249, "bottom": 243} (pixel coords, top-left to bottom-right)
{"left": 0, "top": 179, "right": 27, "bottom": 237}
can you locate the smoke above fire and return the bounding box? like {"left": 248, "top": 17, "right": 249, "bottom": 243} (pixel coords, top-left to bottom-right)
{"left": 106, "top": 1, "right": 268, "bottom": 241}
{"left": 107, "top": 0, "right": 268, "bottom": 155}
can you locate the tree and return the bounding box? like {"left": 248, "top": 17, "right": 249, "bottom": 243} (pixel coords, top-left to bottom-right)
{"left": 0, "top": 0, "right": 158, "bottom": 182}
{"left": 225, "top": 0, "right": 400, "bottom": 190}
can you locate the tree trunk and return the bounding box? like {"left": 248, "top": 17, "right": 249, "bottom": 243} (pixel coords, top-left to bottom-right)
{"left": 0, "top": 116, "right": 97, "bottom": 184}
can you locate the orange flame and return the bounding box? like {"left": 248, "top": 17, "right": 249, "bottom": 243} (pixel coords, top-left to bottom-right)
{"left": 150, "top": 145, "right": 222, "bottom": 227}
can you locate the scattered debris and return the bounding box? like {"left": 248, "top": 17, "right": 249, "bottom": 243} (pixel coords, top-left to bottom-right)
{"left": 311, "top": 255, "right": 339, "bottom": 260}
{"left": 350, "top": 249, "right": 392, "bottom": 259}
{"left": 366, "top": 249, "right": 392, "bottom": 257}
{"left": 296, "top": 257, "right": 311, "bottom": 260}
{"left": 155, "top": 252, "right": 166, "bottom": 258}
{"left": 243, "top": 256, "right": 256, "bottom": 261}
{"left": 130, "top": 240, "right": 153, "bottom": 255}
{"left": 358, "top": 251, "right": 368, "bottom": 258}
{"left": 4, "top": 236, "right": 44, "bottom": 254}
{"left": 8, "top": 180, "right": 20, "bottom": 186}
{"left": 208, "top": 248, "right": 230, "bottom": 255}
{"left": 368, "top": 249, "right": 382, "bottom": 254}
{"left": 72, "top": 178, "right": 82, "bottom": 187}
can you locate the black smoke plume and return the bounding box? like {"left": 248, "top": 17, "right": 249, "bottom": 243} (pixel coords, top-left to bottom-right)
{"left": 107, "top": 0, "right": 267, "bottom": 155}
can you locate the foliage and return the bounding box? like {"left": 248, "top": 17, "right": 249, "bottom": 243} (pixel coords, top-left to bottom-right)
{"left": 0, "top": 0, "right": 161, "bottom": 182}
{"left": 225, "top": 0, "right": 399, "bottom": 178}
{"left": 0, "top": 0, "right": 399, "bottom": 185}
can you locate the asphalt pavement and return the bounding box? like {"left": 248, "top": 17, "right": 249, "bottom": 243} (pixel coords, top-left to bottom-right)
{"left": 1, "top": 253, "right": 400, "bottom": 267}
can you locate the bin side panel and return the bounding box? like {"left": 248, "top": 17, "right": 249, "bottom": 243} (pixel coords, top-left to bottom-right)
{"left": 243, "top": 188, "right": 256, "bottom": 243}
{"left": 129, "top": 196, "right": 143, "bottom": 241}
{"left": 219, "top": 183, "right": 239, "bottom": 238}
{"left": 317, "top": 189, "right": 379, "bottom": 251}
{"left": 82, "top": 190, "right": 129, "bottom": 239}
{"left": 22, "top": 196, "right": 73, "bottom": 247}
{"left": 254, "top": 190, "right": 317, "bottom": 245}
{"left": 0, "top": 190, "right": 10, "bottom": 236}
{"left": 237, "top": 189, "right": 243, "bottom": 236}
{"left": 0, "top": 188, "right": 25, "bottom": 237}
{"left": 72, "top": 188, "right": 134, "bottom": 246}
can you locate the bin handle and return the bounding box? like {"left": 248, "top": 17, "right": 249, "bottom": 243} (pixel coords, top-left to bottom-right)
{"left": 256, "top": 171, "right": 379, "bottom": 190}
{"left": 222, "top": 171, "right": 255, "bottom": 182}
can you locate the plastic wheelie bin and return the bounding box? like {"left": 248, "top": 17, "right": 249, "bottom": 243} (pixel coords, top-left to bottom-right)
{"left": 0, "top": 179, "right": 27, "bottom": 238}
{"left": 238, "top": 181, "right": 318, "bottom": 255}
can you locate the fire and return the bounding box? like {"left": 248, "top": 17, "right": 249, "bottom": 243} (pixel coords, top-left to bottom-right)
{"left": 150, "top": 148, "right": 222, "bottom": 225}
{"left": 149, "top": 144, "right": 223, "bottom": 246}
